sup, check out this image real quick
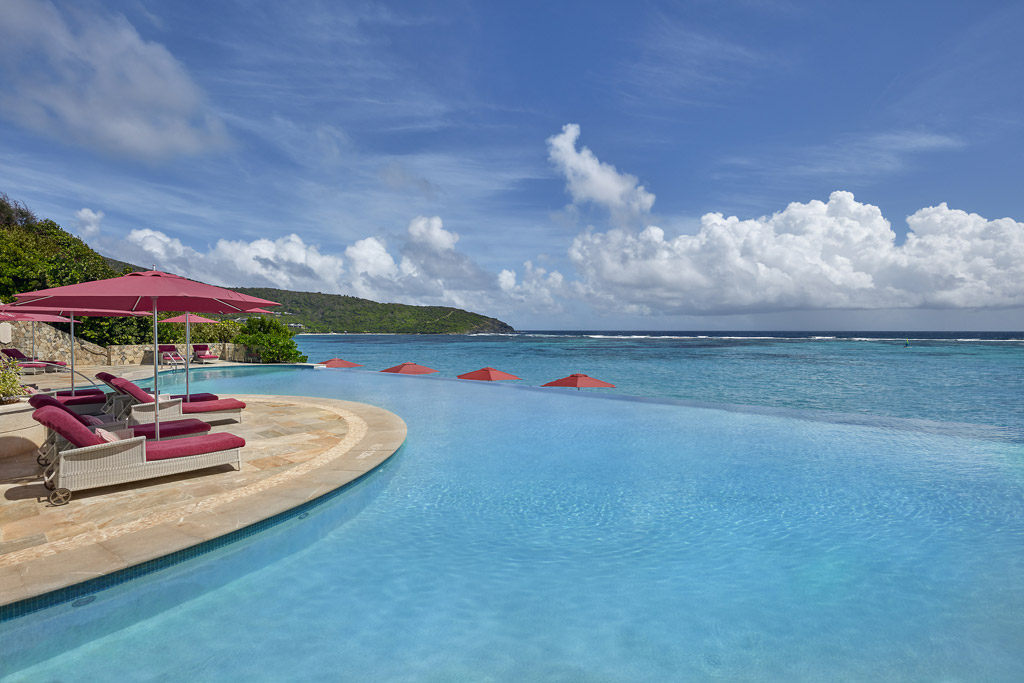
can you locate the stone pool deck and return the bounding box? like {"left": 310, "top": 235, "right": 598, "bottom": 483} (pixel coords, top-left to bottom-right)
{"left": 0, "top": 364, "right": 406, "bottom": 608}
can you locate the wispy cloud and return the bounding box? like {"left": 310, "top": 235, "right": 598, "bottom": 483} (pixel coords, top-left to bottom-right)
{"left": 616, "top": 14, "right": 774, "bottom": 107}
{"left": 0, "top": 0, "right": 227, "bottom": 160}
{"left": 717, "top": 129, "right": 964, "bottom": 186}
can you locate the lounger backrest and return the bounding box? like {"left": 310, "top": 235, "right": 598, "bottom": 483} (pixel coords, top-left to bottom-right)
{"left": 27, "top": 394, "right": 94, "bottom": 426}
{"left": 110, "top": 377, "right": 154, "bottom": 403}
{"left": 2, "top": 348, "right": 28, "bottom": 360}
{"left": 95, "top": 371, "right": 119, "bottom": 392}
{"left": 158, "top": 345, "right": 177, "bottom": 352}
{"left": 193, "top": 344, "right": 209, "bottom": 352}
{"left": 32, "top": 406, "right": 103, "bottom": 448}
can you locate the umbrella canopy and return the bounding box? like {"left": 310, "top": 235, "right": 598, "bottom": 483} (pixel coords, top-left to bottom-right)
{"left": 160, "top": 313, "right": 219, "bottom": 324}
{"left": 0, "top": 311, "right": 73, "bottom": 323}
{"left": 13, "top": 270, "right": 279, "bottom": 314}
{"left": 457, "top": 366, "right": 520, "bottom": 381}
{"left": 542, "top": 373, "right": 616, "bottom": 389}
{"left": 319, "top": 358, "right": 363, "bottom": 368}
{"left": 245, "top": 308, "right": 276, "bottom": 315}
{"left": 11, "top": 271, "right": 278, "bottom": 439}
{"left": 380, "top": 362, "right": 438, "bottom": 375}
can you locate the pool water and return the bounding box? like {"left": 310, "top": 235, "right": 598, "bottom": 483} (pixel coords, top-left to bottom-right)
{"left": 3, "top": 365, "right": 1024, "bottom": 681}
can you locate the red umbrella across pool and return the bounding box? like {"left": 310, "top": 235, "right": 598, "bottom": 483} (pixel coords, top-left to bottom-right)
{"left": 542, "top": 373, "right": 616, "bottom": 390}
{"left": 457, "top": 367, "right": 520, "bottom": 381}
{"left": 380, "top": 362, "right": 438, "bottom": 375}
{"left": 319, "top": 358, "right": 363, "bottom": 368}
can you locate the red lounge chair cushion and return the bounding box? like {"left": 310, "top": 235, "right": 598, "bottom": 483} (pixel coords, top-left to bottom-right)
{"left": 56, "top": 388, "right": 104, "bottom": 396}
{"left": 28, "top": 395, "right": 98, "bottom": 426}
{"left": 55, "top": 393, "right": 107, "bottom": 407}
{"left": 181, "top": 398, "right": 246, "bottom": 414}
{"left": 19, "top": 362, "right": 46, "bottom": 369}
{"left": 131, "top": 419, "right": 211, "bottom": 440}
{"left": 32, "top": 406, "right": 103, "bottom": 448}
{"left": 171, "top": 392, "right": 218, "bottom": 402}
{"left": 4, "top": 349, "right": 67, "bottom": 366}
{"left": 145, "top": 432, "right": 245, "bottom": 461}
{"left": 108, "top": 377, "right": 219, "bottom": 403}
{"left": 110, "top": 377, "right": 155, "bottom": 403}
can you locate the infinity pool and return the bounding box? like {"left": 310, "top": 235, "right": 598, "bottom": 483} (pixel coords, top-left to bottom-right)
{"left": 3, "top": 366, "right": 1023, "bottom": 680}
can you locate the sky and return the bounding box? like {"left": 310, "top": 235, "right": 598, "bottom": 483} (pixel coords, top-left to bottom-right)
{"left": 1, "top": 0, "right": 1022, "bottom": 331}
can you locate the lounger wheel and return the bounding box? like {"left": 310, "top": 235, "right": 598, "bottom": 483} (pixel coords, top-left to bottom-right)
{"left": 37, "top": 453, "right": 50, "bottom": 466}
{"left": 49, "top": 488, "right": 72, "bottom": 506}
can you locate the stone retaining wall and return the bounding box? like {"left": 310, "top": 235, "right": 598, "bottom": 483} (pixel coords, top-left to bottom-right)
{"left": 0, "top": 321, "right": 106, "bottom": 365}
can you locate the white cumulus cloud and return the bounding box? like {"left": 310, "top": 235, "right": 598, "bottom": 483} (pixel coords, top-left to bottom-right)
{"left": 0, "top": 0, "right": 226, "bottom": 160}
{"left": 124, "top": 229, "right": 344, "bottom": 292}
{"left": 73, "top": 208, "right": 104, "bottom": 238}
{"left": 547, "top": 123, "right": 655, "bottom": 222}
{"left": 568, "top": 191, "right": 1024, "bottom": 315}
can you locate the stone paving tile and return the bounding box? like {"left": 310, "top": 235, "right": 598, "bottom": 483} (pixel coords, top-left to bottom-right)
{"left": 0, "top": 378, "right": 406, "bottom": 607}
{"left": 0, "top": 534, "right": 47, "bottom": 557}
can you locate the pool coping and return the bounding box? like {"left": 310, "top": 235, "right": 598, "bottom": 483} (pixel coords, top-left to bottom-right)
{"left": 0, "top": 393, "right": 406, "bottom": 617}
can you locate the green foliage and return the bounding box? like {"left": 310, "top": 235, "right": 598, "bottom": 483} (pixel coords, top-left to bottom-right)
{"left": 0, "top": 355, "right": 26, "bottom": 401}
{"left": 233, "top": 288, "right": 515, "bottom": 334}
{"left": 0, "top": 193, "right": 152, "bottom": 345}
{"left": 234, "top": 316, "right": 308, "bottom": 363}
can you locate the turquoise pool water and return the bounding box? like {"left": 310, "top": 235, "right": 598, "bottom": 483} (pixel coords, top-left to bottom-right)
{"left": 3, "top": 355, "right": 1024, "bottom": 680}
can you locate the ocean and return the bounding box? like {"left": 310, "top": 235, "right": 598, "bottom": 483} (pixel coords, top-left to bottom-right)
{"left": 295, "top": 331, "right": 1024, "bottom": 437}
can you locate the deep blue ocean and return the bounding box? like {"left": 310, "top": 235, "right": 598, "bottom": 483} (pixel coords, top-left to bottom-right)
{"left": 295, "top": 331, "right": 1024, "bottom": 438}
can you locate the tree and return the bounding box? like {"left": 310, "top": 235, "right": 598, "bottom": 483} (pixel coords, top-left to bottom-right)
{"left": 233, "top": 316, "right": 307, "bottom": 363}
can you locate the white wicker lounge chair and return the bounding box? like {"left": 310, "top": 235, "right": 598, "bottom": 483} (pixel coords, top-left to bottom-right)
{"left": 33, "top": 405, "right": 244, "bottom": 506}
{"left": 109, "top": 376, "right": 245, "bottom": 425}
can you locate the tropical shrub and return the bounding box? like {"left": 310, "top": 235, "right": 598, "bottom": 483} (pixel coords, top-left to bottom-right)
{"left": 233, "top": 316, "right": 307, "bottom": 363}
{"left": 0, "top": 355, "right": 25, "bottom": 403}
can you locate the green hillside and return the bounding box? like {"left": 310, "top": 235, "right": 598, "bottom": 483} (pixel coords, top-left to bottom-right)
{"left": 233, "top": 288, "right": 515, "bottom": 334}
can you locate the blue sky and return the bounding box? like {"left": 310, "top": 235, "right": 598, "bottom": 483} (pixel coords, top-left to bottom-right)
{"left": 1, "top": 0, "right": 1022, "bottom": 330}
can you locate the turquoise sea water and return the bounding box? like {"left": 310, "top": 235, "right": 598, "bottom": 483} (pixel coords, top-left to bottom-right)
{"left": 297, "top": 332, "right": 1024, "bottom": 433}
{"left": 2, "top": 332, "right": 1023, "bottom": 680}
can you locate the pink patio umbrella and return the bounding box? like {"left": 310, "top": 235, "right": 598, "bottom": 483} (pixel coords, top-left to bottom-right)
{"left": 159, "top": 313, "right": 221, "bottom": 399}
{"left": 1, "top": 304, "right": 150, "bottom": 394}
{"left": 380, "top": 362, "right": 438, "bottom": 375}
{"left": 11, "top": 271, "right": 278, "bottom": 439}
{"left": 542, "top": 373, "right": 616, "bottom": 390}
{"left": 457, "top": 367, "right": 520, "bottom": 381}
{"left": 319, "top": 358, "right": 363, "bottom": 368}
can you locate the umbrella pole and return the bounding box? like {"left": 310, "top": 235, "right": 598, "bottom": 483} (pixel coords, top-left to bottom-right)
{"left": 153, "top": 299, "right": 160, "bottom": 441}
{"left": 70, "top": 314, "right": 75, "bottom": 394}
{"left": 184, "top": 313, "right": 191, "bottom": 400}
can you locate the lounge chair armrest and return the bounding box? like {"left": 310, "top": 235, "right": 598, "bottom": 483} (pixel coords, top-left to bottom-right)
{"left": 128, "top": 398, "right": 183, "bottom": 424}
{"left": 58, "top": 436, "right": 149, "bottom": 469}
